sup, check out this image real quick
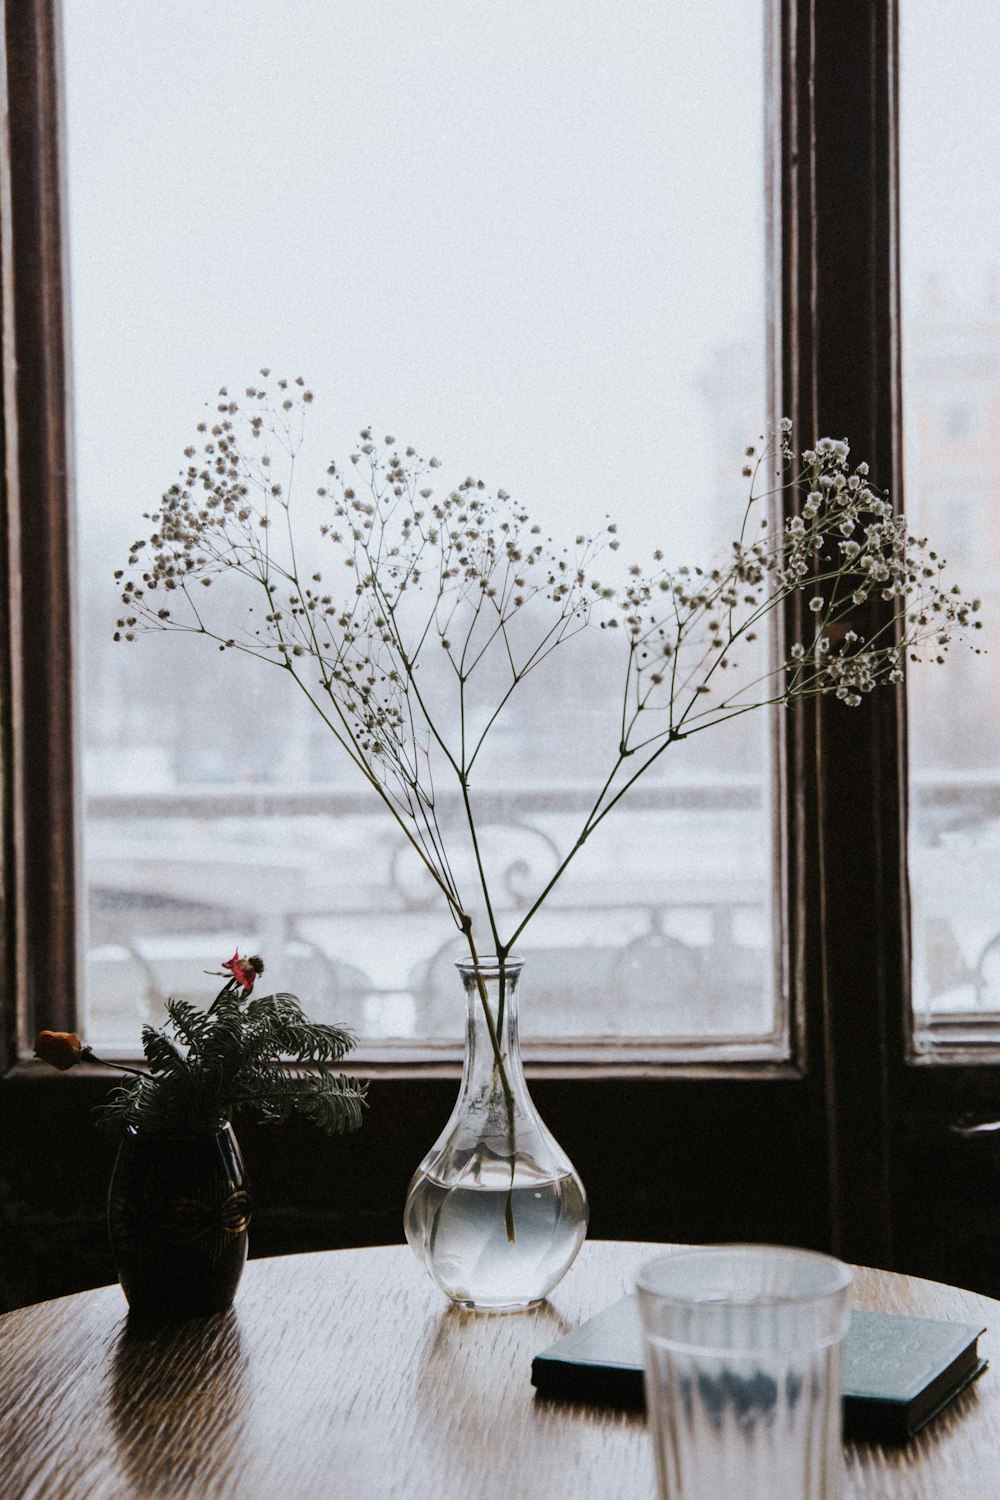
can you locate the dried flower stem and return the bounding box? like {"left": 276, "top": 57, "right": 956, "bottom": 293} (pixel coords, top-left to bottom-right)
{"left": 116, "top": 383, "right": 984, "bottom": 1228}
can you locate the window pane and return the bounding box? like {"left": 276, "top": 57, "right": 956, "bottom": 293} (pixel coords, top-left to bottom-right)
{"left": 63, "top": 0, "right": 772, "bottom": 1055}
{"left": 901, "top": 2, "right": 1000, "bottom": 1044}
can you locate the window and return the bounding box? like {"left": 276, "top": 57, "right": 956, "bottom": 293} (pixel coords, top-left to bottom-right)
{"left": 940, "top": 405, "right": 975, "bottom": 445}
{"left": 900, "top": 0, "right": 1000, "bottom": 1047}
{"left": 62, "top": 0, "right": 774, "bottom": 1062}
{"left": 6, "top": 0, "right": 1000, "bottom": 1303}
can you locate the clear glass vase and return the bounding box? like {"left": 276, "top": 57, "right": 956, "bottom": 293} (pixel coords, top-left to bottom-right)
{"left": 404, "top": 954, "right": 588, "bottom": 1310}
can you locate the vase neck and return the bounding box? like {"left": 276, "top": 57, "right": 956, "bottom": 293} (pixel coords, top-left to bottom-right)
{"left": 458, "top": 957, "right": 524, "bottom": 1092}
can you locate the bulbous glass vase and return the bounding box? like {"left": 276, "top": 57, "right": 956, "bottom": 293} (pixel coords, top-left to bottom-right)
{"left": 404, "top": 955, "right": 588, "bottom": 1310}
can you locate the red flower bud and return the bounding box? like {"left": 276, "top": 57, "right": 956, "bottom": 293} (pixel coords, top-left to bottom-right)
{"left": 33, "top": 1030, "right": 84, "bottom": 1071}
{"left": 221, "top": 951, "right": 263, "bottom": 993}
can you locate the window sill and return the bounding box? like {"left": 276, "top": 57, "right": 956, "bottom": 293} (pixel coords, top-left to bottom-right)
{"left": 9, "top": 1050, "right": 805, "bottom": 1084}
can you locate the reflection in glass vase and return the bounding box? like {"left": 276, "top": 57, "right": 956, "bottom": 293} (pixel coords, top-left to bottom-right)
{"left": 405, "top": 956, "right": 588, "bottom": 1310}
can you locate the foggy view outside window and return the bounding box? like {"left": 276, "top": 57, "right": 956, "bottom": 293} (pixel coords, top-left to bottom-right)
{"left": 63, "top": 1, "right": 772, "bottom": 1057}
{"left": 901, "top": 3, "right": 1000, "bottom": 1043}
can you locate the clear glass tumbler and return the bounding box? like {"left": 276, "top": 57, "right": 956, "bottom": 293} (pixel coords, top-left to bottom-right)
{"left": 636, "top": 1245, "right": 853, "bottom": 1500}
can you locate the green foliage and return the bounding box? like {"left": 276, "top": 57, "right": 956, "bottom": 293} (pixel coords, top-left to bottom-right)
{"left": 95, "top": 982, "right": 367, "bottom": 1137}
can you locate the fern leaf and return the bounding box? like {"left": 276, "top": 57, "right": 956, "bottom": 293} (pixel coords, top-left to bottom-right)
{"left": 296, "top": 1074, "right": 368, "bottom": 1135}
{"left": 165, "top": 998, "right": 213, "bottom": 1051}
{"left": 270, "top": 1019, "right": 357, "bottom": 1063}
{"left": 245, "top": 992, "right": 306, "bottom": 1022}
{"left": 230, "top": 1068, "right": 367, "bottom": 1136}
{"left": 96, "top": 986, "right": 364, "bottom": 1138}
{"left": 239, "top": 994, "right": 356, "bottom": 1062}
{"left": 140, "top": 1026, "right": 189, "bottom": 1078}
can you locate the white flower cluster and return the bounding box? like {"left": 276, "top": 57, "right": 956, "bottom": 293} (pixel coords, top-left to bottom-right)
{"left": 114, "top": 381, "right": 983, "bottom": 953}
{"left": 775, "top": 436, "right": 980, "bottom": 706}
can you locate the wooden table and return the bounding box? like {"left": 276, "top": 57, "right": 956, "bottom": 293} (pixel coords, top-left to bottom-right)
{"left": 0, "top": 1240, "right": 996, "bottom": 1498}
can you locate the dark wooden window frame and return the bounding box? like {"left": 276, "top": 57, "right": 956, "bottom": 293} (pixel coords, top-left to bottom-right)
{"left": 0, "top": 0, "right": 887, "bottom": 1073}
{"left": 1, "top": 0, "right": 78, "bottom": 1070}
{"left": 3, "top": 0, "right": 998, "bottom": 1309}
{"left": 779, "top": 0, "right": 905, "bottom": 1269}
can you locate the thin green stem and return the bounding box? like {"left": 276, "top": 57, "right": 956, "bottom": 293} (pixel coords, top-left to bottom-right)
{"left": 462, "top": 922, "right": 517, "bottom": 1243}
{"left": 81, "top": 1050, "right": 146, "bottom": 1078}
{"left": 506, "top": 749, "right": 628, "bottom": 952}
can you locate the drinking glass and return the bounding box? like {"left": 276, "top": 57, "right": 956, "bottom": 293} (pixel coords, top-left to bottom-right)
{"left": 636, "top": 1244, "right": 853, "bottom": 1500}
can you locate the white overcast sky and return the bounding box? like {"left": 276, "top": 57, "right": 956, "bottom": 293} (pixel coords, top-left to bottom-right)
{"left": 62, "top": 0, "right": 765, "bottom": 569}
{"left": 61, "top": 1, "right": 997, "bottom": 566}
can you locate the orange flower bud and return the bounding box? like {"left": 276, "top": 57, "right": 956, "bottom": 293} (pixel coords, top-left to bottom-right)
{"left": 33, "top": 1030, "right": 84, "bottom": 1071}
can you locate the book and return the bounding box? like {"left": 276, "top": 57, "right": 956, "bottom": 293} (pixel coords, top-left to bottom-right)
{"left": 530, "top": 1294, "right": 987, "bottom": 1443}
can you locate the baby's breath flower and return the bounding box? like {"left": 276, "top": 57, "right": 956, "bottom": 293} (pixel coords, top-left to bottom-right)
{"left": 115, "top": 398, "right": 981, "bottom": 969}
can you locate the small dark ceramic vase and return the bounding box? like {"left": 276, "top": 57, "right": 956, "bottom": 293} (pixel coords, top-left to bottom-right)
{"left": 108, "top": 1123, "right": 250, "bottom": 1318}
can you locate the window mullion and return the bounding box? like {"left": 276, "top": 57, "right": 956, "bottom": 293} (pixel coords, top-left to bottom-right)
{"left": 3, "top": 0, "right": 80, "bottom": 1044}
{"left": 781, "top": 0, "right": 904, "bottom": 1268}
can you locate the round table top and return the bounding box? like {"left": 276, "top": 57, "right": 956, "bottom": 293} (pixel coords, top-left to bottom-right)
{"left": 0, "top": 1240, "right": 995, "bottom": 1499}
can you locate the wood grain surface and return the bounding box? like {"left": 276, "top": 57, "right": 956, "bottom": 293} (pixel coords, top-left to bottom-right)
{"left": 0, "top": 1241, "right": 995, "bottom": 1499}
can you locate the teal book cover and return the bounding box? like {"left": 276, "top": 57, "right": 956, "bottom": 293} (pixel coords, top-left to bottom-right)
{"left": 530, "top": 1295, "right": 986, "bottom": 1442}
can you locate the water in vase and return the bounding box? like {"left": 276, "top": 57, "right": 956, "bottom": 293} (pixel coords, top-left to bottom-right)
{"left": 404, "top": 1156, "right": 588, "bottom": 1310}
